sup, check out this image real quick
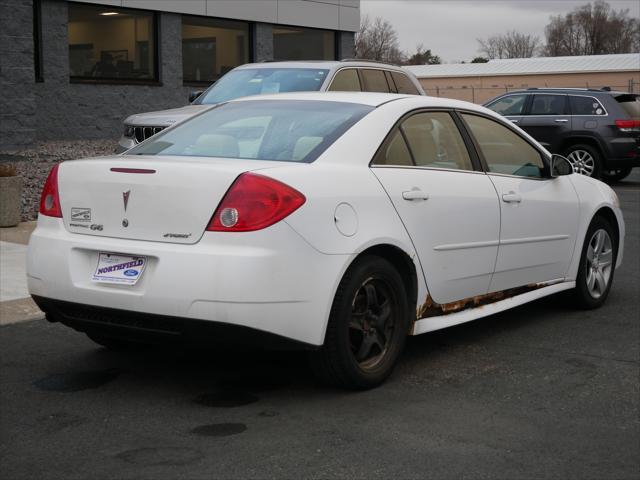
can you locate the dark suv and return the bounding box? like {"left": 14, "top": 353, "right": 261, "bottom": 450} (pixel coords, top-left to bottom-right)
{"left": 484, "top": 88, "right": 640, "bottom": 181}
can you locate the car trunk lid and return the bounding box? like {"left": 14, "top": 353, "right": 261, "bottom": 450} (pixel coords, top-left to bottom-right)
{"left": 57, "top": 156, "right": 285, "bottom": 244}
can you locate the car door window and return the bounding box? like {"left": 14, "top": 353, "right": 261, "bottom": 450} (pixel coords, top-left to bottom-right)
{"left": 360, "top": 69, "right": 390, "bottom": 93}
{"left": 384, "top": 71, "right": 398, "bottom": 93}
{"left": 462, "top": 113, "right": 545, "bottom": 178}
{"left": 401, "top": 112, "right": 473, "bottom": 171}
{"left": 486, "top": 94, "right": 528, "bottom": 116}
{"left": 391, "top": 72, "right": 420, "bottom": 95}
{"left": 328, "top": 69, "right": 361, "bottom": 92}
{"left": 371, "top": 128, "right": 413, "bottom": 166}
{"left": 529, "top": 95, "right": 568, "bottom": 115}
{"left": 570, "top": 96, "right": 607, "bottom": 115}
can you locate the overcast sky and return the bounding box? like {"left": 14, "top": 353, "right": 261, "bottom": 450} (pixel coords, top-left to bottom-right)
{"left": 360, "top": 0, "right": 640, "bottom": 62}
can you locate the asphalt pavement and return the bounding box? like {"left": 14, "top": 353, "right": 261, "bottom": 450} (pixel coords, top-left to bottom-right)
{"left": 1, "top": 172, "right": 638, "bottom": 479}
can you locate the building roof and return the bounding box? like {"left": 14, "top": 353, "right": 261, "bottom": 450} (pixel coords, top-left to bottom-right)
{"left": 404, "top": 53, "right": 640, "bottom": 78}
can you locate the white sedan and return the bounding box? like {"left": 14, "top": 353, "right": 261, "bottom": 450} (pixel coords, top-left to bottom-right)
{"left": 28, "top": 92, "right": 625, "bottom": 389}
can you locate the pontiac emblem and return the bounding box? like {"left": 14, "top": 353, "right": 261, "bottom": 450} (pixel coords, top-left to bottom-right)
{"left": 123, "top": 190, "right": 130, "bottom": 211}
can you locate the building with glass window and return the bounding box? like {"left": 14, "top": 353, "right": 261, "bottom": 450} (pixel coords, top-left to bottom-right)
{"left": 0, "top": 0, "right": 359, "bottom": 149}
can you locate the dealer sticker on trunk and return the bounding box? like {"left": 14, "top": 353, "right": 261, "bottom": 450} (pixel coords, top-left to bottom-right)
{"left": 92, "top": 253, "right": 146, "bottom": 285}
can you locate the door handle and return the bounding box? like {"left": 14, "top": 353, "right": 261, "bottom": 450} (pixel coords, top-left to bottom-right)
{"left": 402, "top": 189, "right": 430, "bottom": 201}
{"left": 502, "top": 192, "right": 522, "bottom": 203}
{"left": 554, "top": 119, "right": 569, "bottom": 123}
{"left": 509, "top": 119, "right": 519, "bottom": 124}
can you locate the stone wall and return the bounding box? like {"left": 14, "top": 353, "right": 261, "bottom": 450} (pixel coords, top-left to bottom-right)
{"left": 34, "top": 0, "right": 186, "bottom": 143}
{"left": 0, "top": 0, "right": 36, "bottom": 149}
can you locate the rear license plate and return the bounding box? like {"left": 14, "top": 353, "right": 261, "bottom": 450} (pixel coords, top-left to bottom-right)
{"left": 92, "top": 252, "right": 146, "bottom": 285}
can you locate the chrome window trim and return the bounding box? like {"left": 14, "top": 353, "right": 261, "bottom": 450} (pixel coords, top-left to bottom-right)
{"left": 370, "top": 164, "right": 484, "bottom": 175}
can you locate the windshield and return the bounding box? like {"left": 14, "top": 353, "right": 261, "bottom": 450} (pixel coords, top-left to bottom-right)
{"left": 194, "top": 68, "right": 330, "bottom": 105}
{"left": 127, "top": 100, "right": 373, "bottom": 163}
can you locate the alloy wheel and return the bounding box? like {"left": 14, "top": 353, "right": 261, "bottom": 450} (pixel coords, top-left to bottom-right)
{"left": 585, "top": 228, "right": 613, "bottom": 299}
{"left": 566, "top": 149, "right": 596, "bottom": 176}
{"left": 348, "top": 277, "right": 397, "bottom": 370}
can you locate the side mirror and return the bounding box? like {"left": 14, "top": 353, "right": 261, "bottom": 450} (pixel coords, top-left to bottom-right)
{"left": 550, "top": 154, "right": 574, "bottom": 177}
{"left": 188, "top": 90, "right": 204, "bottom": 103}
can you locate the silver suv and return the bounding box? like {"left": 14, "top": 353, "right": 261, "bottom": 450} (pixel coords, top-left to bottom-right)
{"left": 117, "top": 60, "right": 425, "bottom": 152}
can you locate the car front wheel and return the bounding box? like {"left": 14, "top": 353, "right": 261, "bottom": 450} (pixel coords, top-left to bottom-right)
{"left": 310, "top": 255, "right": 409, "bottom": 390}
{"left": 572, "top": 216, "right": 618, "bottom": 309}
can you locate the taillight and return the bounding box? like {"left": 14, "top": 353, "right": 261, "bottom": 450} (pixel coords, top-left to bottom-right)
{"left": 207, "top": 173, "right": 305, "bottom": 232}
{"left": 39, "top": 164, "right": 62, "bottom": 218}
{"left": 615, "top": 119, "right": 640, "bottom": 132}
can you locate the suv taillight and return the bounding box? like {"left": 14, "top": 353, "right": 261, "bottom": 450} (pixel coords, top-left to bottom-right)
{"left": 207, "top": 173, "right": 305, "bottom": 232}
{"left": 39, "top": 164, "right": 62, "bottom": 218}
{"left": 615, "top": 119, "right": 640, "bottom": 132}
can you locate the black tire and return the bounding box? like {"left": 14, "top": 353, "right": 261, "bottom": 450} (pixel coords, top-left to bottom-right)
{"left": 572, "top": 216, "right": 618, "bottom": 309}
{"left": 563, "top": 144, "right": 602, "bottom": 178}
{"left": 600, "top": 167, "right": 632, "bottom": 183}
{"left": 309, "top": 255, "right": 409, "bottom": 390}
{"left": 86, "top": 332, "right": 138, "bottom": 351}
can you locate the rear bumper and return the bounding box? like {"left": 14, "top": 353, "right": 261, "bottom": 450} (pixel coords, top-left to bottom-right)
{"left": 604, "top": 137, "right": 640, "bottom": 168}
{"left": 27, "top": 216, "right": 350, "bottom": 346}
{"left": 33, "top": 296, "right": 314, "bottom": 349}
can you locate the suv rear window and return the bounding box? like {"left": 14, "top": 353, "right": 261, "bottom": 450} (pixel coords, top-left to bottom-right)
{"left": 570, "top": 96, "right": 607, "bottom": 116}
{"left": 128, "top": 100, "right": 373, "bottom": 163}
{"left": 391, "top": 72, "right": 420, "bottom": 95}
{"left": 615, "top": 94, "right": 640, "bottom": 117}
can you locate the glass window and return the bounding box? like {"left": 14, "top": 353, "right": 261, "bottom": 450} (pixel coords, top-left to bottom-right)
{"left": 182, "top": 16, "right": 249, "bottom": 84}
{"left": 486, "top": 94, "right": 528, "bottom": 116}
{"left": 273, "top": 27, "right": 335, "bottom": 60}
{"left": 401, "top": 113, "right": 473, "bottom": 171}
{"left": 128, "top": 100, "right": 373, "bottom": 163}
{"left": 462, "top": 114, "right": 544, "bottom": 178}
{"left": 361, "top": 69, "right": 390, "bottom": 93}
{"left": 328, "top": 69, "right": 361, "bottom": 92}
{"left": 68, "top": 4, "right": 156, "bottom": 81}
{"left": 194, "top": 68, "right": 329, "bottom": 105}
{"left": 614, "top": 94, "right": 639, "bottom": 117}
{"left": 391, "top": 72, "right": 420, "bottom": 95}
{"left": 529, "top": 94, "right": 568, "bottom": 115}
{"left": 570, "top": 96, "right": 608, "bottom": 116}
{"left": 372, "top": 129, "right": 413, "bottom": 166}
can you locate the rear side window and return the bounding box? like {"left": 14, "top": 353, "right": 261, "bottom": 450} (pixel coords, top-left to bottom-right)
{"left": 462, "top": 113, "right": 544, "bottom": 178}
{"left": 570, "top": 96, "right": 607, "bottom": 116}
{"left": 360, "top": 69, "right": 390, "bottom": 93}
{"left": 371, "top": 128, "right": 413, "bottom": 166}
{"left": 401, "top": 112, "right": 473, "bottom": 171}
{"left": 486, "top": 94, "right": 528, "bottom": 116}
{"left": 529, "top": 95, "right": 568, "bottom": 115}
{"left": 615, "top": 94, "right": 640, "bottom": 117}
{"left": 391, "top": 72, "right": 420, "bottom": 95}
{"left": 128, "top": 100, "right": 373, "bottom": 163}
{"left": 328, "top": 69, "right": 361, "bottom": 92}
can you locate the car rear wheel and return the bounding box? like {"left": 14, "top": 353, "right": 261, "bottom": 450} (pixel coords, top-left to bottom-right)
{"left": 310, "top": 255, "right": 409, "bottom": 390}
{"left": 564, "top": 144, "right": 602, "bottom": 178}
{"left": 572, "top": 216, "right": 617, "bottom": 309}
{"left": 600, "top": 167, "right": 632, "bottom": 183}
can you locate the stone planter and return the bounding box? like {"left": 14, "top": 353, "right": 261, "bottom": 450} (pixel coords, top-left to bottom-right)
{"left": 0, "top": 176, "right": 23, "bottom": 227}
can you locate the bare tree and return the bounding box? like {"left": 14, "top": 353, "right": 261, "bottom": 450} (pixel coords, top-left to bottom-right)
{"left": 355, "top": 15, "right": 405, "bottom": 63}
{"left": 478, "top": 31, "right": 541, "bottom": 59}
{"left": 545, "top": 0, "right": 640, "bottom": 56}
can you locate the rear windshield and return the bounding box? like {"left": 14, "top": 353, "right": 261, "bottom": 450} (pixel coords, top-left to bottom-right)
{"left": 615, "top": 94, "right": 640, "bottom": 118}
{"left": 128, "top": 100, "right": 373, "bottom": 163}
{"left": 194, "top": 68, "right": 330, "bottom": 105}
